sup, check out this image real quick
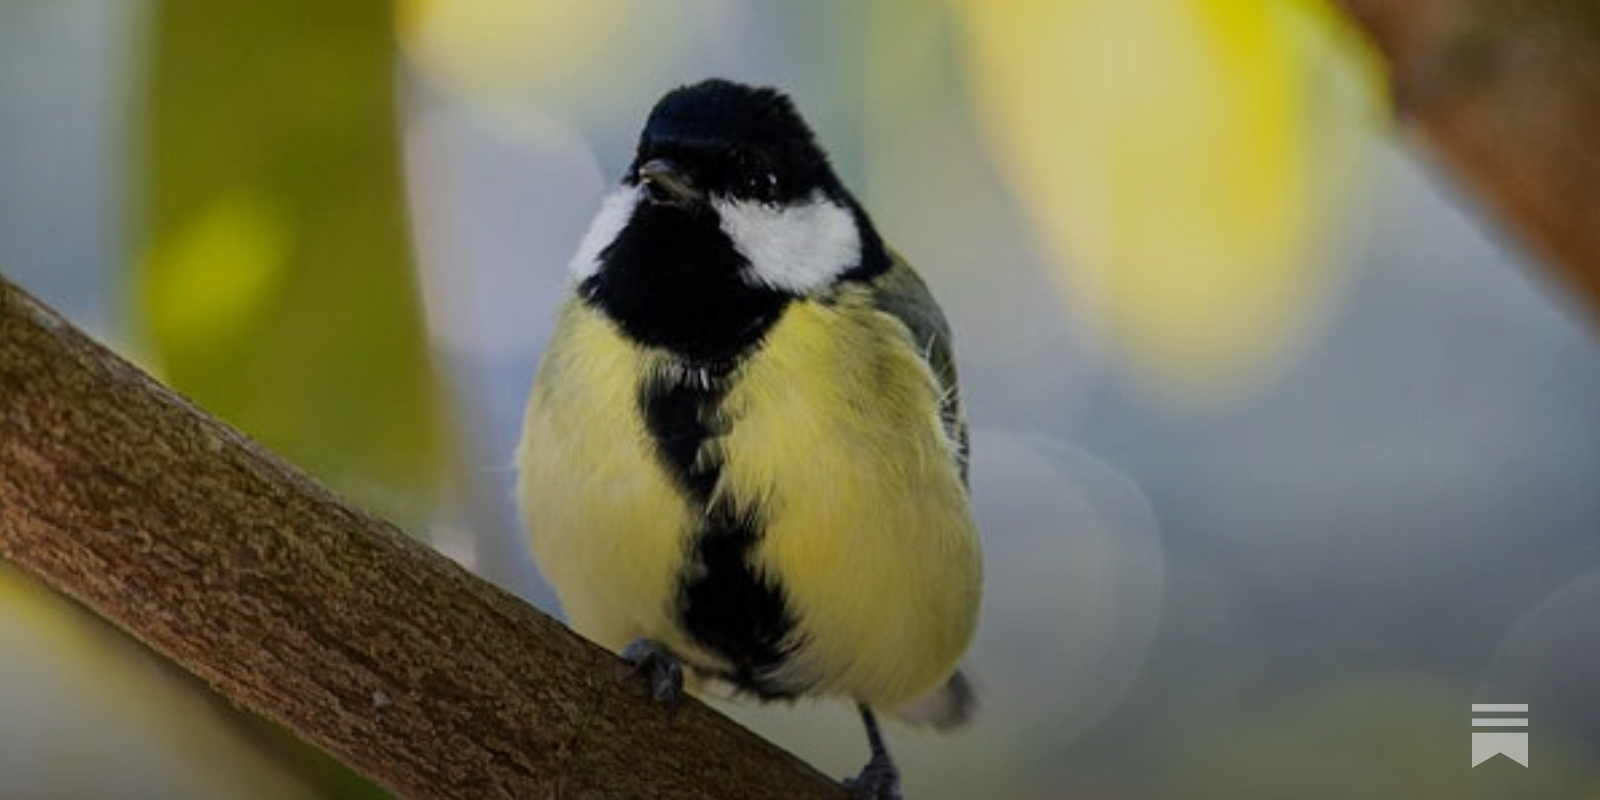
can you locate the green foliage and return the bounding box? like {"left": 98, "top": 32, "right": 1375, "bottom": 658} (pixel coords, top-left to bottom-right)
{"left": 135, "top": 0, "right": 447, "bottom": 516}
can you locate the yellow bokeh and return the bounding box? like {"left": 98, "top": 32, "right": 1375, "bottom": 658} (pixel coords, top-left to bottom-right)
{"left": 397, "top": 0, "right": 696, "bottom": 115}
{"left": 0, "top": 566, "right": 320, "bottom": 800}
{"left": 953, "top": 0, "right": 1384, "bottom": 397}
{"left": 399, "top": 0, "right": 627, "bottom": 95}
{"left": 138, "top": 192, "right": 292, "bottom": 358}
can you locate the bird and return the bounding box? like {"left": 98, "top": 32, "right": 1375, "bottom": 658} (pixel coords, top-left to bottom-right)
{"left": 516, "top": 78, "right": 982, "bottom": 799}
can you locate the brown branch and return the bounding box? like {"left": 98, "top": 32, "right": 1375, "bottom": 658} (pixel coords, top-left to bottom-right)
{"left": 1333, "top": 0, "right": 1600, "bottom": 322}
{"left": 0, "top": 275, "right": 844, "bottom": 800}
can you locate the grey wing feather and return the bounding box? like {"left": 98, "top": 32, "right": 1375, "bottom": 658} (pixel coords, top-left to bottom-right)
{"left": 870, "top": 254, "right": 981, "bottom": 732}
{"left": 868, "top": 251, "right": 970, "bottom": 486}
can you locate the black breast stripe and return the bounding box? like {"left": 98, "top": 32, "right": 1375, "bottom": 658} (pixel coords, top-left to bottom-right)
{"left": 683, "top": 497, "right": 796, "bottom": 698}
{"left": 638, "top": 368, "right": 798, "bottom": 696}
{"left": 639, "top": 376, "right": 724, "bottom": 500}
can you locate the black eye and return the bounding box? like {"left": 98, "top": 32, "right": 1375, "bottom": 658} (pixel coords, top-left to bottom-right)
{"left": 747, "top": 170, "right": 779, "bottom": 202}
{"left": 733, "top": 150, "right": 779, "bottom": 202}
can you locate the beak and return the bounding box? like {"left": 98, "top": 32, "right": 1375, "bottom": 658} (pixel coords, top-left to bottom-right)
{"left": 636, "top": 158, "right": 702, "bottom": 206}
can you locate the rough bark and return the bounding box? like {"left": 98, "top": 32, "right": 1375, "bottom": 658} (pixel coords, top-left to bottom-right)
{"left": 1334, "top": 0, "right": 1600, "bottom": 321}
{"left": 0, "top": 276, "right": 844, "bottom": 800}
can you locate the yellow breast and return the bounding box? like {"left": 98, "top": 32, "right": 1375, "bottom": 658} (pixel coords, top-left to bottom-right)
{"left": 716, "top": 291, "right": 981, "bottom": 706}
{"left": 517, "top": 290, "right": 982, "bottom": 708}
{"left": 516, "top": 300, "right": 701, "bottom": 660}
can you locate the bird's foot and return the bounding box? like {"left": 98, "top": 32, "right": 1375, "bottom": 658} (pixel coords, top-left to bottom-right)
{"left": 620, "top": 638, "right": 685, "bottom": 708}
{"left": 845, "top": 705, "right": 903, "bottom": 800}
{"left": 843, "top": 756, "right": 903, "bottom": 800}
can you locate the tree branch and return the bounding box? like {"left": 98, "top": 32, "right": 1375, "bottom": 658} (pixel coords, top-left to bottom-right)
{"left": 0, "top": 275, "right": 844, "bottom": 800}
{"left": 1333, "top": 0, "right": 1600, "bottom": 322}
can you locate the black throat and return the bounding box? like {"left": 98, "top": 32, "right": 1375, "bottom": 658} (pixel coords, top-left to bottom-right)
{"left": 579, "top": 202, "right": 790, "bottom": 364}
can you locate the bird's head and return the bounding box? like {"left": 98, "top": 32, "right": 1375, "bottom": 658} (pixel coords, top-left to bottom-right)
{"left": 570, "top": 79, "right": 885, "bottom": 303}
{"left": 631, "top": 79, "right": 835, "bottom": 211}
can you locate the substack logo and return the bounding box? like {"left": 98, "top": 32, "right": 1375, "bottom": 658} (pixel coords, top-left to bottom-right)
{"left": 1471, "top": 704, "right": 1529, "bottom": 767}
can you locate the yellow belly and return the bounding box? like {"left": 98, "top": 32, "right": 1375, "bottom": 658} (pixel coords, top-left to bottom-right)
{"left": 516, "top": 292, "right": 982, "bottom": 708}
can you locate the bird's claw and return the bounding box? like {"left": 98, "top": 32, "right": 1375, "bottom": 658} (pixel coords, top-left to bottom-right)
{"left": 843, "top": 758, "right": 903, "bottom": 800}
{"left": 620, "top": 638, "right": 685, "bottom": 709}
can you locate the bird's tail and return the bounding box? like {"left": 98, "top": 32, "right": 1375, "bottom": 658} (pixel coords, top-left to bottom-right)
{"left": 886, "top": 669, "right": 977, "bottom": 730}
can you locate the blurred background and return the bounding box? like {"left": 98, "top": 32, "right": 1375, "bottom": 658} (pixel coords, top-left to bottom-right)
{"left": 4, "top": 0, "right": 1600, "bottom": 798}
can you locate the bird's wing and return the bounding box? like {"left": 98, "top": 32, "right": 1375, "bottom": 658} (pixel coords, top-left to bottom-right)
{"left": 866, "top": 251, "right": 970, "bottom": 486}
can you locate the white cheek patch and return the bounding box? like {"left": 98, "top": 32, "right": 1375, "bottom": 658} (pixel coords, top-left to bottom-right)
{"left": 714, "top": 191, "right": 862, "bottom": 294}
{"left": 567, "top": 185, "right": 641, "bottom": 282}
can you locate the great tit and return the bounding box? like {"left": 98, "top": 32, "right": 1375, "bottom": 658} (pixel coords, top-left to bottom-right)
{"left": 516, "top": 78, "right": 982, "bottom": 799}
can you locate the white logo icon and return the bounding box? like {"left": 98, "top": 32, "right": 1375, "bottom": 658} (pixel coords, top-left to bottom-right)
{"left": 1471, "top": 704, "right": 1529, "bottom": 768}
